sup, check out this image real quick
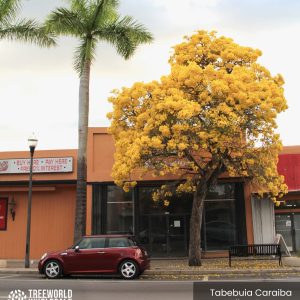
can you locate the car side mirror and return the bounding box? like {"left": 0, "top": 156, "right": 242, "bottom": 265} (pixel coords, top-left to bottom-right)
{"left": 74, "top": 245, "right": 80, "bottom": 252}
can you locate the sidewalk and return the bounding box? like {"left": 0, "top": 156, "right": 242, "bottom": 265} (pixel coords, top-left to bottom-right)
{"left": 1, "top": 258, "right": 300, "bottom": 279}
{"left": 142, "top": 258, "right": 300, "bottom": 279}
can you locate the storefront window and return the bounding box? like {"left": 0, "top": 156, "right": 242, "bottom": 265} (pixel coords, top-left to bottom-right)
{"left": 204, "top": 183, "right": 237, "bottom": 250}
{"left": 206, "top": 183, "right": 235, "bottom": 200}
{"left": 275, "top": 214, "right": 294, "bottom": 251}
{"left": 137, "top": 183, "right": 237, "bottom": 254}
{"left": 275, "top": 200, "right": 300, "bottom": 209}
{"left": 93, "top": 182, "right": 241, "bottom": 255}
{"left": 275, "top": 213, "right": 300, "bottom": 252}
{"left": 139, "top": 186, "right": 193, "bottom": 215}
{"left": 204, "top": 199, "right": 237, "bottom": 250}
{"left": 293, "top": 214, "right": 300, "bottom": 251}
{"left": 106, "top": 186, "right": 133, "bottom": 234}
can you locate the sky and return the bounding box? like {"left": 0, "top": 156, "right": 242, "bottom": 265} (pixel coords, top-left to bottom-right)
{"left": 0, "top": 0, "right": 300, "bottom": 151}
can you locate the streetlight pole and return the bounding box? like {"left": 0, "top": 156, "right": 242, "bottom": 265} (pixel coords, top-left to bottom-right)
{"left": 25, "top": 133, "right": 38, "bottom": 268}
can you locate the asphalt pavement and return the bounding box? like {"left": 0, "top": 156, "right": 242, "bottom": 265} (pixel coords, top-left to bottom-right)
{"left": 1, "top": 275, "right": 300, "bottom": 300}
{"left": 0, "top": 276, "right": 192, "bottom": 300}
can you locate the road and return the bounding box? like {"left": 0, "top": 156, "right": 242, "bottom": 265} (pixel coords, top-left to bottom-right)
{"left": 0, "top": 275, "right": 192, "bottom": 300}
{"left": 1, "top": 274, "right": 300, "bottom": 300}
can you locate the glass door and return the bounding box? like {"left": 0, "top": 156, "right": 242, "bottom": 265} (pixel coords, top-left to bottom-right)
{"left": 139, "top": 214, "right": 188, "bottom": 257}
{"left": 293, "top": 214, "right": 300, "bottom": 252}
{"left": 149, "top": 215, "right": 168, "bottom": 257}
{"left": 275, "top": 214, "right": 294, "bottom": 251}
{"left": 168, "top": 215, "right": 188, "bottom": 256}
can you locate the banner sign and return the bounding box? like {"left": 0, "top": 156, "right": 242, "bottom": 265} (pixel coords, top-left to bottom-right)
{"left": 194, "top": 281, "right": 300, "bottom": 300}
{"left": 0, "top": 157, "right": 73, "bottom": 174}
{"left": 0, "top": 198, "right": 8, "bottom": 230}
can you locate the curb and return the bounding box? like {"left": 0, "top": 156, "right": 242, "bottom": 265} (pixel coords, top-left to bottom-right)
{"left": 144, "top": 268, "right": 300, "bottom": 275}
{"left": 0, "top": 269, "right": 39, "bottom": 275}
{"left": 1, "top": 268, "right": 300, "bottom": 276}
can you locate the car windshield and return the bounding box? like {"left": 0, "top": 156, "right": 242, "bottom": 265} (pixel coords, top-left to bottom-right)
{"left": 128, "top": 236, "right": 137, "bottom": 246}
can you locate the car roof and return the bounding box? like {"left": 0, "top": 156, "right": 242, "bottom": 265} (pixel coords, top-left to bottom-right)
{"left": 83, "top": 234, "right": 133, "bottom": 238}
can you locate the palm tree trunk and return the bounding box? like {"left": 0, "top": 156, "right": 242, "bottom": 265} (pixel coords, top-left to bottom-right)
{"left": 74, "top": 59, "right": 90, "bottom": 242}
{"left": 188, "top": 181, "right": 207, "bottom": 266}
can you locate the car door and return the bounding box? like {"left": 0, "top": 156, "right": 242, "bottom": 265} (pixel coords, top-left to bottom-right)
{"left": 99, "top": 237, "right": 129, "bottom": 272}
{"left": 62, "top": 237, "right": 106, "bottom": 273}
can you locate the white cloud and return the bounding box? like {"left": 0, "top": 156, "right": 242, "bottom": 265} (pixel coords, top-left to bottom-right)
{"left": 0, "top": 0, "right": 300, "bottom": 150}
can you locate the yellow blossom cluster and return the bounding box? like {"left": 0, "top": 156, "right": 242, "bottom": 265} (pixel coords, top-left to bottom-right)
{"left": 108, "top": 30, "right": 288, "bottom": 202}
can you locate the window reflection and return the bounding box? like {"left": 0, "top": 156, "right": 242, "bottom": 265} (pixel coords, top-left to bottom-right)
{"left": 102, "top": 183, "right": 238, "bottom": 253}
{"left": 204, "top": 199, "right": 237, "bottom": 250}
{"left": 139, "top": 187, "right": 193, "bottom": 215}
{"left": 106, "top": 186, "right": 133, "bottom": 234}
{"left": 206, "top": 183, "right": 235, "bottom": 200}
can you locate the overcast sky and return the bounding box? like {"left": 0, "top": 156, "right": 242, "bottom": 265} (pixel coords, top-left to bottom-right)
{"left": 0, "top": 0, "right": 299, "bottom": 151}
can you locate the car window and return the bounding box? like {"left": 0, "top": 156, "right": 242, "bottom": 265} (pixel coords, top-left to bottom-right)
{"left": 107, "top": 237, "right": 130, "bottom": 248}
{"left": 76, "top": 238, "right": 91, "bottom": 249}
{"left": 128, "top": 237, "right": 136, "bottom": 246}
{"left": 77, "top": 237, "right": 105, "bottom": 249}
{"left": 90, "top": 237, "right": 105, "bottom": 248}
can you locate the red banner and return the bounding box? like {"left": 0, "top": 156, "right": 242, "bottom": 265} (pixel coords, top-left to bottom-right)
{"left": 0, "top": 199, "right": 8, "bottom": 230}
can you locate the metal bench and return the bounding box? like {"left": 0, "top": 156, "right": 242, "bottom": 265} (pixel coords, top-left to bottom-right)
{"left": 229, "top": 244, "right": 282, "bottom": 267}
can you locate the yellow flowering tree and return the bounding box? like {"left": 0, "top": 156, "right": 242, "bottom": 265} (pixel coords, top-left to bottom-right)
{"left": 108, "top": 30, "right": 288, "bottom": 266}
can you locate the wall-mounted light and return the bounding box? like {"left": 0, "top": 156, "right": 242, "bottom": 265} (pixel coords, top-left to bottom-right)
{"left": 9, "top": 197, "right": 16, "bottom": 221}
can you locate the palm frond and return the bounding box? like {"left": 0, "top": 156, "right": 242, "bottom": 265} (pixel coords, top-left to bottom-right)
{"left": 45, "top": 7, "right": 85, "bottom": 37}
{"left": 74, "top": 36, "right": 96, "bottom": 75}
{"left": 69, "top": 0, "right": 89, "bottom": 22}
{"left": 0, "top": 18, "right": 56, "bottom": 47}
{"left": 95, "top": 15, "right": 153, "bottom": 59}
{"left": 0, "top": 0, "right": 20, "bottom": 24}
{"left": 88, "top": 0, "right": 119, "bottom": 29}
{"left": 70, "top": 0, "right": 88, "bottom": 12}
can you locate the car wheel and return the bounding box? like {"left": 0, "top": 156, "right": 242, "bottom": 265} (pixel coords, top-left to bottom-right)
{"left": 44, "top": 260, "right": 62, "bottom": 279}
{"left": 119, "top": 260, "right": 139, "bottom": 279}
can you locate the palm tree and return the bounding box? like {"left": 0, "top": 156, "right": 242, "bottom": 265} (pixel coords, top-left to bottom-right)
{"left": 0, "top": 0, "right": 55, "bottom": 47}
{"left": 45, "top": 0, "right": 153, "bottom": 242}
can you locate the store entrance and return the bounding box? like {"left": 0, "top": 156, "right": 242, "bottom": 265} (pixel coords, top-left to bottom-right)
{"left": 92, "top": 183, "right": 243, "bottom": 257}
{"left": 139, "top": 214, "right": 189, "bottom": 257}
{"left": 275, "top": 213, "right": 300, "bottom": 252}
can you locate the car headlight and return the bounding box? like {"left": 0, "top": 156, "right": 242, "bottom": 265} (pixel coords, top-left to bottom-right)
{"left": 40, "top": 253, "right": 47, "bottom": 260}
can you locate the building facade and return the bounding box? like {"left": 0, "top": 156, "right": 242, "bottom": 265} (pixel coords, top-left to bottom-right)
{"left": 2, "top": 128, "right": 297, "bottom": 260}
{"left": 0, "top": 150, "right": 77, "bottom": 259}
{"left": 275, "top": 146, "right": 300, "bottom": 253}
{"left": 87, "top": 128, "right": 253, "bottom": 257}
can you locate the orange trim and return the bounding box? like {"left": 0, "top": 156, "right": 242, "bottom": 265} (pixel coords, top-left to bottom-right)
{"left": 280, "top": 145, "right": 300, "bottom": 154}
{"left": 244, "top": 182, "right": 254, "bottom": 244}
{"left": 0, "top": 187, "right": 56, "bottom": 192}
{"left": 86, "top": 184, "right": 92, "bottom": 235}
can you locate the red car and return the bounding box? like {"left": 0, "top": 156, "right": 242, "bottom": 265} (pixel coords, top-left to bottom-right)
{"left": 38, "top": 235, "right": 150, "bottom": 279}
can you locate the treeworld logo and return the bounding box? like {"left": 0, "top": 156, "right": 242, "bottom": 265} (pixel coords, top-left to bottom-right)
{"left": 8, "top": 290, "right": 27, "bottom": 300}
{"left": 7, "top": 289, "right": 72, "bottom": 300}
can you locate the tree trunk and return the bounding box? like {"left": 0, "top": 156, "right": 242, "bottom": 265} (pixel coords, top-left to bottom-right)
{"left": 188, "top": 183, "right": 207, "bottom": 266}
{"left": 188, "top": 162, "right": 225, "bottom": 266}
{"left": 74, "top": 60, "right": 90, "bottom": 243}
